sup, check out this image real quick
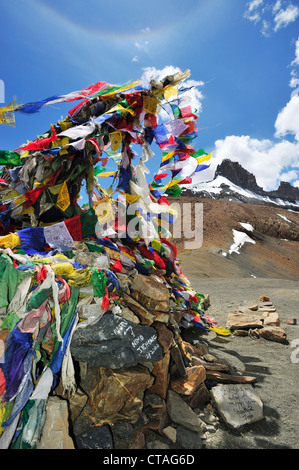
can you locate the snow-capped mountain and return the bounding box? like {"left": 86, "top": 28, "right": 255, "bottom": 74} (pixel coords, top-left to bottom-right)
{"left": 183, "top": 159, "right": 299, "bottom": 212}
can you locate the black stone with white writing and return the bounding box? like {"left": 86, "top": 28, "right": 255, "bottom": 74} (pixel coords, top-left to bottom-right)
{"left": 71, "top": 311, "right": 163, "bottom": 368}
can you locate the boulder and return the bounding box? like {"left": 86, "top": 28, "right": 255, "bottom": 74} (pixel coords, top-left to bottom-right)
{"left": 78, "top": 364, "right": 154, "bottom": 426}
{"left": 210, "top": 384, "right": 263, "bottom": 429}
{"left": 130, "top": 274, "right": 170, "bottom": 312}
{"left": 70, "top": 312, "right": 163, "bottom": 368}
{"left": 75, "top": 425, "right": 114, "bottom": 449}
{"left": 171, "top": 365, "right": 206, "bottom": 396}
{"left": 259, "top": 326, "right": 287, "bottom": 344}
{"left": 166, "top": 390, "right": 206, "bottom": 433}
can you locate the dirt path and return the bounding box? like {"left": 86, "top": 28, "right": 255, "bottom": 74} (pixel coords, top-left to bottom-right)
{"left": 177, "top": 265, "right": 299, "bottom": 449}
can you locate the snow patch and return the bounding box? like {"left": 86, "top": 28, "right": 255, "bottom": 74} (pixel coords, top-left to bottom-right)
{"left": 188, "top": 176, "right": 299, "bottom": 211}
{"left": 239, "top": 222, "right": 254, "bottom": 231}
{"left": 277, "top": 213, "right": 293, "bottom": 223}
{"left": 229, "top": 229, "right": 256, "bottom": 255}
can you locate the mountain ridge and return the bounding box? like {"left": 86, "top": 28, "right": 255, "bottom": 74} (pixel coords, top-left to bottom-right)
{"left": 183, "top": 158, "right": 299, "bottom": 212}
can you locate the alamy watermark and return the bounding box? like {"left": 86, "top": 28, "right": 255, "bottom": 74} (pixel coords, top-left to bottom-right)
{"left": 0, "top": 79, "right": 5, "bottom": 103}
{"left": 95, "top": 200, "right": 204, "bottom": 251}
{"left": 290, "top": 339, "right": 299, "bottom": 364}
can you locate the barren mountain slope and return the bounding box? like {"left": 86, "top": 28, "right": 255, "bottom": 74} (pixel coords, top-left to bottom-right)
{"left": 167, "top": 197, "right": 299, "bottom": 281}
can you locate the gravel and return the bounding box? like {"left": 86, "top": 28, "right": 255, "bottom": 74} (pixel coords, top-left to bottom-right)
{"left": 180, "top": 276, "right": 299, "bottom": 449}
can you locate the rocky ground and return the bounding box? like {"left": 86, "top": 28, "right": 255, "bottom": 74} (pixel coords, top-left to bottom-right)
{"left": 177, "top": 259, "right": 299, "bottom": 449}
{"left": 66, "top": 197, "right": 299, "bottom": 451}
{"left": 20, "top": 197, "right": 298, "bottom": 451}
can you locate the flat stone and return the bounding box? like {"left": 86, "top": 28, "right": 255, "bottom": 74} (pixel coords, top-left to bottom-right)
{"left": 171, "top": 365, "right": 206, "bottom": 396}
{"left": 120, "top": 306, "right": 140, "bottom": 324}
{"left": 262, "top": 311, "right": 280, "bottom": 327}
{"left": 210, "top": 384, "right": 263, "bottom": 429}
{"left": 130, "top": 274, "right": 170, "bottom": 312}
{"left": 227, "top": 312, "right": 263, "bottom": 330}
{"left": 36, "top": 397, "right": 75, "bottom": 449}
{"left": 71, "top": 312, "right": 163, "bottom": 368}
{"left": 166, "top": 390, "right": 206, "bottom": 433}
{"left": 154, "top": 322, "right": 174, "bottom": 353}
{"left": 248, "top": 304, "right": 259, "bottom": 311}
{"left": 147, "top": 350, "right": 170, "bottom": 400}
{"left": 162, "top": 426, "right": 177, "bottom": 443}
{"left": 259, "top": 325, "right": 287, "bottom": 343}
{"left": 233, "top": 329, "right": 248, "bottom": 336}
{"left": 121, "top": 292, "right": 156, "bottom": 325}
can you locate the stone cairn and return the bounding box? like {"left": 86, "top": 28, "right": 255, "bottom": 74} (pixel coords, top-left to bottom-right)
{"left": 0, "top": 71, "right": 288, "bottom": 450}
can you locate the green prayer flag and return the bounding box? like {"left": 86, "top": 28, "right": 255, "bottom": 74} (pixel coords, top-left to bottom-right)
{"left": 90, "top": 269, "right": 107, "bottom": 298}
{"left": 0, "top": 150, "right": 22, "bottom": 166}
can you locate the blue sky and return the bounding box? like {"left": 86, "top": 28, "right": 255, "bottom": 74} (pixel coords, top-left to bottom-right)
{"left": 0, "top": 0, "right": 299, "bottom": 192}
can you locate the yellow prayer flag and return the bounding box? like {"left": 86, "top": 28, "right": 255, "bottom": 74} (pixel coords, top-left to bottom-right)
{"left": 56, "top": 181, "right": 70, "bottom": 212}
{"left": 208, "top": 326, "right": 231, "bottom": 336}
{"left": 109, "top": 131, "right": 122, "bottom": 151}
{"left": 58, "top": 120, "right": 73, "bottom": 131}
{"left": 108, "top": 104, "right": 135, "bottom": 116}
{"left": 118, "top": 190, "right": 140, "bottom": 204}
{"left": 164, "top": 85, "right": 178, "bottom": 101}
{"left": 94, "top": 197, "right": 114, "bottom": 224}
{"left": 0, "top": 98, "right": 18, "bottom": 127}
{"left": 143, "top": 95, "right": 160, "bottom": 114}
{"left": 20, "top": 151, "right": 29, "bottom": 159}
{"left": 151, "top": 239, "right": 162, "bottom": 253}
{"left": 0, "top": 232, "right": 20, "bottom": 250}
{"left": 197, "top": 152, "right": 212, "bottom": 164}
{"left": 96, "top": 171, "right": 116, "bottom": 178}
{"left": 51, "top": 136, "right": 69, "bottom": 149}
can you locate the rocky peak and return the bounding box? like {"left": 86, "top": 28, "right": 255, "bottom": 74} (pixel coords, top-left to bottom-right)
{"left": 269, "top": 181, "right": 299, "bottom": 202}
{"left": 214, "top": 159, "right": 264, "bottom": 194}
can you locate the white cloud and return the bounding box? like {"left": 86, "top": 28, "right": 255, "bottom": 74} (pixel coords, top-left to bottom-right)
{"left": 201, "top": 135, "right": 299, "bottom": 191}
{"left": 273, "top": 4, "right": 299, "bottom": 30}
{"left": 249, "top": 0, "right": 264, "bottom": 12}
{"left": 290, "top": 69, "right": 299, "bottom": 89}
{"left": 132, "top": 56, "right": 139, "bottom": 62}
{"left": 291, "top": 37, "right": 299, "bottom": 66}
{"left": 261, "top": 19, "right": 271, "bottom": 36}
{"left": 280, "top": 169, "right": 299, "bottom": 181}
{"left": 140, "top": 66, "right": 205, "bottom": 117}
{"left": 273, "top": 0, "right": 282, "bottom": 13}
{"left": 293, "top": 179, "right": 299, "bottom": 187}
{"left": 244, "top": 1, "right": 299, "bottom": 36}
{"left": 134, "top": 40, "right": 149, "bottom": 51}
{"left": 244, "top": 0, "right": 263, "bottom": 22}
{"left": 275, "top": 94, "right": 299, "bottom": 141}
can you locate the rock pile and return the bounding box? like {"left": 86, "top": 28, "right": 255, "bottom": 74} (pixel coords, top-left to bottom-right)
{"left": 42, "top": 268, "right": 264, "bottom": 450}
{"left": 0, "top": 71, "right": 271, "bottom": 450}
{"left": 227, "top": 295, "right": 288, "bottom": 344}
